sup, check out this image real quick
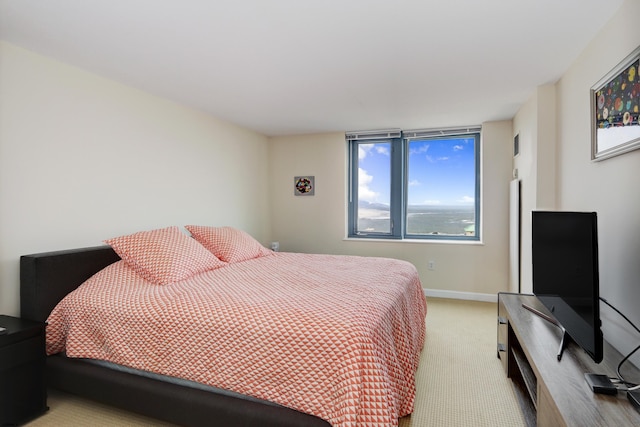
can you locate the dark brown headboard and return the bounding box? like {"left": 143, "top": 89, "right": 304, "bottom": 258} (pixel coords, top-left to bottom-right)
{"left": 20, "top": 246, "right": 121, "bottom": 322}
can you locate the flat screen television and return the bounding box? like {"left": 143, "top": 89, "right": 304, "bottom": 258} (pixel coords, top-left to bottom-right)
{"left": 530, "top": 210, "right": 603, "bottom": 363}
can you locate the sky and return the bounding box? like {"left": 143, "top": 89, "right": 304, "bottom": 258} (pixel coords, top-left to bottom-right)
{"left": 358, "top": 137, "right": 476, "bottom": 206}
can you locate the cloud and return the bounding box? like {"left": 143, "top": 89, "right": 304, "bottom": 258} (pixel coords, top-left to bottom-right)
{"left": 453, "top": 145, "right": 464, "bottom": 151}
{"left": 427, "top": 155, "right": 449, "bottom": 162}
{"left": 358, "top": 145, "right": 372, "bottom": 160}
{"left": 458, "top": 195, "right": 474, "bottom": 204}
{"left": 375, "top": 145, "right": 390, "bottom": 156}
{"left": 358, "top": 168, "right": 379, "bottom": 202}
{"left": 359, "top": 143, "right": 390, "bottom": 160}
{"left": 410, "top": 144, "right": 429, "bottom": 155}
{"left": 408, "top": 179, "right": 420, "bottom": 186}
{"left": 423, "top": 200, "right": 442, "bottom": 205}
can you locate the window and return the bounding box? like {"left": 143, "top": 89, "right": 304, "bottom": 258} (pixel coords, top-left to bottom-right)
{"left": 347, "top": 127, "right": 481, "bottom": 241}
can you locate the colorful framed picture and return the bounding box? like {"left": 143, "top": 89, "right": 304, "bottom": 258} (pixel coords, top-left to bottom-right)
{"left": 591, "top": 46, "right": 640, "bottom": 161}
{"left": 294, "top": 176, "right": 315, "bottom": 196}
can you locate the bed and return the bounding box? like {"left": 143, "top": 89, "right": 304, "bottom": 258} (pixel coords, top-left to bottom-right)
{"left": 20, "top": 226, "right": 427, "bottom": 427}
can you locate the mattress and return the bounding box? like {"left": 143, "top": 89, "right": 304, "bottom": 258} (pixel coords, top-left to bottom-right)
{"left": 46, "top": 252, "right": 427, "bottom": 427}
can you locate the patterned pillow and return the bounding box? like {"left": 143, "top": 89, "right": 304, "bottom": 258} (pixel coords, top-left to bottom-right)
{"left": 185, "top": 225, "right": 272, "bottom": 263}
{"left": 104, "top": 226, "right": 227, "bottom": 285}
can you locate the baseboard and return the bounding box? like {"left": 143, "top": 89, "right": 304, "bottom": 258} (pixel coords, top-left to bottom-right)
{"left": 423, "top": 288, "right": 497, "bottom": 303}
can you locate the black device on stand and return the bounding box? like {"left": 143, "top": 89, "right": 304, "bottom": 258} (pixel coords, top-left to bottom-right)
{"left": 529, "top": 211, "right": 603, "bottom": 363}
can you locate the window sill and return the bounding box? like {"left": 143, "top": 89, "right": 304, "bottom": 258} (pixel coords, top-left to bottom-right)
{"left": 343, "top": 237, "right": 484, "bottom": 245}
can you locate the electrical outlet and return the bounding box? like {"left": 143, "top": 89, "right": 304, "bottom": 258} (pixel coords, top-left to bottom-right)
{"left": 428, "top": 260, "right": 435, "bottom": 270}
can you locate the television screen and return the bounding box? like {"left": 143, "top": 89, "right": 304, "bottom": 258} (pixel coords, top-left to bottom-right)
{"left": 531, "top": 211, "right": 603, "bottom": 363}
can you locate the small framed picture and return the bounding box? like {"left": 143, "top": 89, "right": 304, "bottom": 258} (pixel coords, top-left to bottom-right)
{"left": 294, "top": 176, "right": 315, "bottom": 196}
{"left": 591, "top": 46, "right": 640, "bottom": 161}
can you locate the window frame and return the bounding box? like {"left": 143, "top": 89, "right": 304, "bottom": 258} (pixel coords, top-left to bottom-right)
{"left": 347, "top": 127, "right": 481, "bottom": 242}
{"left": 348, "top": 136, "right": 404, "bottom": 239}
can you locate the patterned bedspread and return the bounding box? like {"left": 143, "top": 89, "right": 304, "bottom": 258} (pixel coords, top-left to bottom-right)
{"left": 46, "top": 252, "right": 427, "bottom": 427}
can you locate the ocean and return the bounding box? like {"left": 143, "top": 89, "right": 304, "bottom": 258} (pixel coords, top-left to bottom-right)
{"left": 358, "top": 205, "right": 475, "bottom": 236}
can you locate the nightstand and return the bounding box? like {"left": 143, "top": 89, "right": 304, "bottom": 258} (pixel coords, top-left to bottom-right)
{"left": 0, "top": 315, "right": 47, "bottom": 426}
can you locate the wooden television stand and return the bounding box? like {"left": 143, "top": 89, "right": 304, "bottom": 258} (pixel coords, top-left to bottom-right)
{"left": 497, "top": 293, "right": 640, "bottom": 427}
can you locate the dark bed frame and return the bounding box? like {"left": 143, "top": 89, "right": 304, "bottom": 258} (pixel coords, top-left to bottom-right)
{"left": 20, "top": 246, "right": 331, "bottom": 427}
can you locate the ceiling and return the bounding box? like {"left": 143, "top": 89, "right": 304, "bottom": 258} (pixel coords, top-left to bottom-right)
{"left": 0, "top": 0, "right": 625, "bottom": 137}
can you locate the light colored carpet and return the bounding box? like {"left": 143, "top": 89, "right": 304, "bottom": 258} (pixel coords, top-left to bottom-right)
{"left": 399, "top": 298, "right": 525, "bottom": 427}
{"left": 26, "top": 297, "right": 526, "bottom": 426}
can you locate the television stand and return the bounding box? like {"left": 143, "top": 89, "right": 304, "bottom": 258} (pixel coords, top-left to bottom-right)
{"left": 522, "top": 303, "right": 570, "bottom": 361}
{"left": 498, "top": 293, "right": 640, "bottom": 427}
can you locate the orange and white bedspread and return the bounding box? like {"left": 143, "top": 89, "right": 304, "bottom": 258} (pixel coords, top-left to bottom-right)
{"left": 46, "top": 252, "right": 427, "bottom": 427}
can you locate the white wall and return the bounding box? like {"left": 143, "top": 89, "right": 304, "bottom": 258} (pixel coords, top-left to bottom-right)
{"left": 0, "top": 42, "right": 271, "bottom": 316}
{"left": 555, "top": 0, "right": 640, "bottom": 366}
{"left": 514, "top": 0, "right": 640, "bottom": 367}
{"left": 269, "top": 121, "right": 513, "bottom": 299}
{"left": 513, "top": 85, "right": 557, "bottom": 293}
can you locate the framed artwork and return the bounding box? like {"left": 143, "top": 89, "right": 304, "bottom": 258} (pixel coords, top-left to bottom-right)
{"left": 294, "top": 176, "right": 315, "bottom": 196}
{"left": 591, "top": 46, "right": 640, "bottom": 161}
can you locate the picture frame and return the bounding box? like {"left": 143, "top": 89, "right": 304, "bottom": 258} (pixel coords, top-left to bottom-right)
{"left": 590, "top": 46, "right": 640, "bottom": 161}
{"left": 294, "top": 176, "right": 315, "bottom": 196}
